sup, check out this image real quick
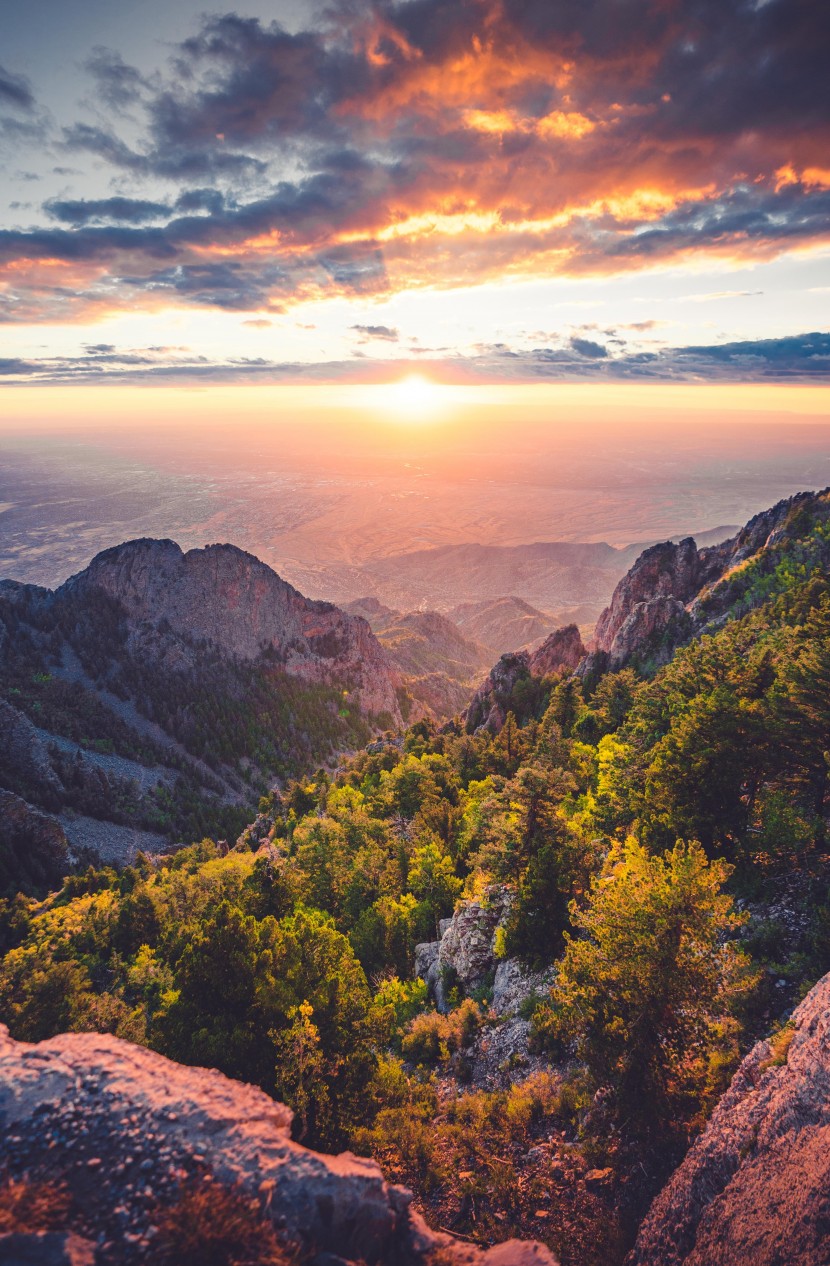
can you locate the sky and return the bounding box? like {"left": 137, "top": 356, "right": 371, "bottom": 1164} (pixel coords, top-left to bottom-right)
{"left": 0, "top": 0, "right": 829, "bottom": 389}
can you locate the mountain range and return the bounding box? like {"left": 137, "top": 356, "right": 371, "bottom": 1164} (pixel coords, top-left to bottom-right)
{"left": 2, "top": 487, "right": 830, "bottom": 1266}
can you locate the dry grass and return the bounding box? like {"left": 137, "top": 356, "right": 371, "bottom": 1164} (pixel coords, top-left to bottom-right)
{"left": 154, "top": 1176, "right": 298, "bottom": 1266}
{"left": 0, "top": 1177, "right": 72, "bottom": 1233}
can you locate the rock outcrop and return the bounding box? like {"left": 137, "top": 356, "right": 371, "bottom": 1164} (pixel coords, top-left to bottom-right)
{"left": 629, "top": 970, "right": 830, "bottom": 1266}
{"left": 0, "top": 539, "right": 403, "bottom": 879}
{"left": 588, "top": 489, "right": 830, "bottom": 673}
{"left": 529, "top": 626, "right": 587, "bottom": 678}
{"left": 414, "top": 900, "right": 557, "bottom": 1090}
{"left": 0, "top": 1026, "right": 557, "bottom": 1266}
{"left": 466, "top": 625, "right": 585, "bottom": 733}
{"left": 416, "top": 890, "right": 511, "bottom": 1009}
{"left": 592, "top": 538, "right": 717, "bottom": 671}
{"left": 438, "top": 893, "right": 510, "bottom": 991}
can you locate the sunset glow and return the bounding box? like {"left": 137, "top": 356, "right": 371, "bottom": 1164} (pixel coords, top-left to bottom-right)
{"left": 0, "top": 0, "right": 826, "bottom": 391}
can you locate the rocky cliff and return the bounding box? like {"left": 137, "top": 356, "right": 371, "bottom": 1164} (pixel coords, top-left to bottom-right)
{"left": 466, "top": 625, "right": 586, "bottom": 733}
{"left": 629, "top": 970, "right": 830, "bottom": 1266}
{"left": 64, "top": 540, "right": 400, "bottom": 719}
{"left": 0, "top": 1025, "right": 557, "bottom": 1266}
{"left": 589, "top": 488, "right": 830, "bottom": 672}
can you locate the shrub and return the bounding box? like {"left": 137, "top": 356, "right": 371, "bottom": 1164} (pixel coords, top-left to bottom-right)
{"left": 400, "top": 999, "right": 481, "bottom": 1067}
{"left": 0, "top": 1178, "right": 71, "bottom": 1233}
{"left": 154, "top": 1177, "right": 295, "bottom": 1266}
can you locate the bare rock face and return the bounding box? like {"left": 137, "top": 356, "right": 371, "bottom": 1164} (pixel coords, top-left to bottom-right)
{"left": 466, "top": 651, "right": 531, "bottom": 733}
{"left": 593, "top": 540, "right": 709, "bottom": 670}
{"left": 466, "top": 624, "right": 585, "bottom": 733}
{"left": 629, "top": 970, "right": 830, "bottom": 1266}
{"left": 528, "top": 625, "right": 586, "bottom": 679}
{"left": 438, "top": 892, "right": 509, "bottom": 992}
{"left": 0, "top": 1026, "right": 557, "bottom": 1266}
{"left": 491, "top": 960, "right": 555, "bottom": 1018}
{"left": 63, "top": 539, "right": 400, "bottom": 721}
{"left": 591, "top": 489, "right": 830, "bottom": 673}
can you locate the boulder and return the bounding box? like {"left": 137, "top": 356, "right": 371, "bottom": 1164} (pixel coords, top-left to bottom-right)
{"left": 0, "top": 1026, "right": 557, "bottom": 1266}
{"left": 414, "top": 940, "right": 440, "bottom": 981}
{"left": 438, "top": 893, "right": 508, "bottom": 991}
{"left": 491, "top": 960, "right": 554, "bottom": 1018}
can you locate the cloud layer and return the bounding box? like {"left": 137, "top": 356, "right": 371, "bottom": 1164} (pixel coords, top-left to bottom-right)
{"left": 2, "top": 0, "right": 829, "bottom": 327}
{"left": 2, "top": 331, "right": 828, "bottom": 385}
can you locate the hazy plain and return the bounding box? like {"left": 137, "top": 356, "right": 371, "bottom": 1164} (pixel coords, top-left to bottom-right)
{"left": 1, "top": 385, "right": 828, "bottom": 613}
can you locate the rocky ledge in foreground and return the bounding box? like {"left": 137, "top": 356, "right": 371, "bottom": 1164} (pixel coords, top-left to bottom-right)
{"left": 629, "top": 969, "right": 830, "bottom": 1266}
{"left": 0, "top": 1026, "right": 557, "bottom": 1266}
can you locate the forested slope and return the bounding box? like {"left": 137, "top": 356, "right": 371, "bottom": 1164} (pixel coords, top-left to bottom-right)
{"left": 2, "top": 489, "right": 830, "bottom": 1264}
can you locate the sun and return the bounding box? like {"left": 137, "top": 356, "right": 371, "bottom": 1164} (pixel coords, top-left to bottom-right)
{"left": 368, "top": 373, "right": 450, "bottom": 422}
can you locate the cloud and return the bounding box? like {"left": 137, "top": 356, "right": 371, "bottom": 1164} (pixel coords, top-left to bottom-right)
{"left": 0, "top": 64, "right": 35, "bottom": 111}
{"left": 351, "top": 324, "right": 400, "bottom": 341}
{"left": 570, "top": 336, "right": 607, "bottom": 359}
{"left": 0, "top": 332, "right": 827, "bottom": 386}
{"left": 1, "top": 0, "right": 828, "bottom": 320}
{"left": 44, "top": 197, "right": 172, "bottom": 226}
{"left": 84, "top": 48, "right": 149, "bottom": 112}
{"left": 683, "top": 290, "right": 764, "bottom": 302}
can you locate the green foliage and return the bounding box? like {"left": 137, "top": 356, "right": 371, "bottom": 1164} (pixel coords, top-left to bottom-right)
{"left": 538, "top": 838, "right": 754, "bottom": 1134}
{"left": 5, "top": 499, "right": 830, "bottom": 1180}
{"left": 400, "top": 998, "right": 482, "bottom": 1067}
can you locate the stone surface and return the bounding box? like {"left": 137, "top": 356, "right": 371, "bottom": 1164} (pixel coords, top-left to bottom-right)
{"left": 528, "top": 626, "right": 586, "bottom": 678}
{"left": 0, "top": 1026, "right": 557, "bottom": 1266}
{"left": 415, "top": 940, "right": 440, "bottom": 981}
{"left": 590, "top": 489, "right": 829, "bottom": 672}
{"left": 628, "top": 969, "right": 830, "bottom": 1266}
{"left": 437, "top": 893, "right": 508, "bottom": 990}
{"left": 491, "top": 960, "right": 554, "bottom": 1018}
{"left": 466, "top": 627, "right": 585, "bottom": 733}
{"left": 0, "top": 1232, "right": 96, "bottom": 1265}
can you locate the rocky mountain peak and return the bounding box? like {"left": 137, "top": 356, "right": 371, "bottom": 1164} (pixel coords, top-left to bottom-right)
{"left": 588, "top": 488, "right": 830, "bottom": 672}
{"left": 61, "top": 538, "right": 401, "bottom": 721}
{"left": 466, "top": 625, "right": 585, "bottom": 733}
